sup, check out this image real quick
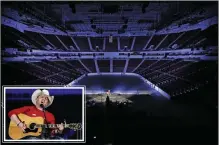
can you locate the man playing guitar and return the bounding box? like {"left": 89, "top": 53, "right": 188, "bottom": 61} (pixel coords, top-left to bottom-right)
{"left": 8, "top": 89, "right": 64, "bottom": 139}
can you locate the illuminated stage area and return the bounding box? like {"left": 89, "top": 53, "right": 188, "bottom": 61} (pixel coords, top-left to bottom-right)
{"left": 72, "top": 73, "right": 166, "bottom": 96}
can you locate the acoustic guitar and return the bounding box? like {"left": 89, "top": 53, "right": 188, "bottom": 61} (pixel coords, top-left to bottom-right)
{"left": 9, "top": 113, "right": 81, "bottom": 140}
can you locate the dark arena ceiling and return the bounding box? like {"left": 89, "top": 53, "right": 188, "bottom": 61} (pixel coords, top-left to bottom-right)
{"left": 1, "top": 1, "right": 218, "bottom": 98}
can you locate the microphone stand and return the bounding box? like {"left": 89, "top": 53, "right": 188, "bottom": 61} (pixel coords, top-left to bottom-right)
{"left": 41, "top": 105, "right": 50, "bottom": 139}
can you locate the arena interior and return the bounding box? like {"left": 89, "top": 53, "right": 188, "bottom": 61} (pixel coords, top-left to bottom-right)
{"left": 1, "top": 1, "right": 218, "bottom": 145}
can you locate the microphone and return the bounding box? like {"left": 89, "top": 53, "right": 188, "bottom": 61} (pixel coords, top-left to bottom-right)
{"left": 40, "top": 104, "right": 45, "bottom": 110}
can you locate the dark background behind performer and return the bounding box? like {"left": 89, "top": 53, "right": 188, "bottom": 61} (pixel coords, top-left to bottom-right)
{"left": 5, "top": 90, "right": 83, "bottom": 140}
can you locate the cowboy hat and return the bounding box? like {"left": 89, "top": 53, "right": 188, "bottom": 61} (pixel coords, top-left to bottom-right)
{"left": 31, "top": 89, "right": 54, "bottom": 108}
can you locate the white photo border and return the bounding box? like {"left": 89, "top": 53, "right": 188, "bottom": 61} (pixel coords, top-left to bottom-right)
{"left": 2, "top": 85, "right": 86, "bottom": 143}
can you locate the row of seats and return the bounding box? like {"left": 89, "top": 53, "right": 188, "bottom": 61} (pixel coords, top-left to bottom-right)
{"left": 137, "top": 60, "right": 217, "bottom": 99}
{"left": 2, "top": 61, "right": 83, "bottom": 85}
{"left": 2, "top": 24, "right": 217, "bottom": 52}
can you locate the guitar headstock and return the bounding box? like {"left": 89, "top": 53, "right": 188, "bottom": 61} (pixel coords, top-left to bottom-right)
{"left": 66, "top": 123, "right": 81, "bottom": 130}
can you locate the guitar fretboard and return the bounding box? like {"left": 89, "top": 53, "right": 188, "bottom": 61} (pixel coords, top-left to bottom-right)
{"left": 34, "top": 123, "right": 81, "bottom": 130}
{"left": 35, "top": 124, "right": 63, "bottom": 128}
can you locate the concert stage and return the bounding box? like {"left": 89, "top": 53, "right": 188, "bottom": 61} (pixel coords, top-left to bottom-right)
{"left": 71, "top": 73, "right": 167, "bottom": 97}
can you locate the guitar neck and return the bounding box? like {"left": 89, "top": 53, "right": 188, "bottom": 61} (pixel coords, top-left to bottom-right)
{"left": 35, "top": 123, "right": 81, "bottom": 130}
{"left": 35, "top": 124, "right": 70, "bottom": 129}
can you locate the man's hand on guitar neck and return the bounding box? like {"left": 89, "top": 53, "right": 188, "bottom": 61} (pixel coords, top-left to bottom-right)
{"left": 57, "top": 123, "right": 64, "bottom": 132}
{"left": 51, "top": 123, "right": 64, "bottom": 135}
{"left": 54, "top": 123, "right": 64, "bottom": 134}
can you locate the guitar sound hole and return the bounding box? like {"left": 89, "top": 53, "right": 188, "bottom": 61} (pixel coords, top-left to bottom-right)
{"left": 29, "top": 123, "right": 36, "bottom": 130}
{"left": 24, "top": 127, "right": 38, "bottom": 133}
